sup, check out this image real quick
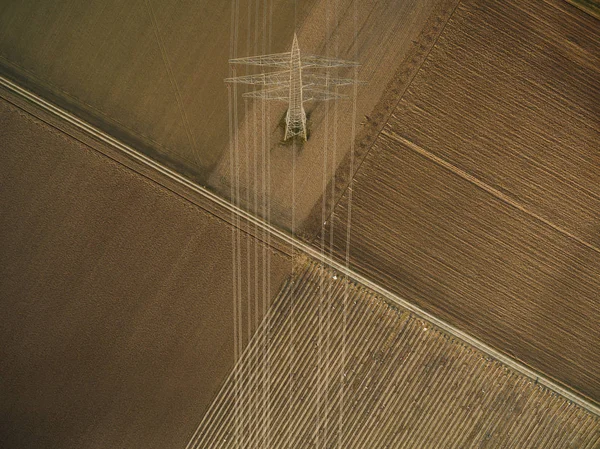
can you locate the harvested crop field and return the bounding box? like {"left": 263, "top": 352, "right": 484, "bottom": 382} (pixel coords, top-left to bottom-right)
{"left": 192, "top": 259, "right": 600, "bottom": 448}
{"left": 319, "top": 0, "right": 600, "bottom": 403}
{"left": 0, "top": 94, "right": 292, "bottom": 449}
{"left": 1, "top": 0, "right": 599, "bottom": 446}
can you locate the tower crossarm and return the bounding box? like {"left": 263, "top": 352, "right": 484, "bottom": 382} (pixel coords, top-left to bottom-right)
{"left": 226, "top": 33, "right": 363, "bottom": 141}
{"left": 302, "top": 73, "right": 366, "bottom": 86}
{"left": 229, "top": 52, "right": 292, "bottom": 68}
{"left": 225, "top": 70, "right": 292, "bottom": 86}
{"left": 301, "top": 55, "right": 360, "bottom": 68}
{"left": 302, "top": 86, "right": 350, "bottom": 102}
{"left": 241, "top": 85, "right": 290, "bottom": 101}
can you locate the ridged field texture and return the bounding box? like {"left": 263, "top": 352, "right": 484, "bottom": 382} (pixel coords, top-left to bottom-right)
{"left": 566, "top": 0, "right": 600, "bottom": 19}
{"left": 189, "top": 260, "right": 599, "bottom": 448}
{"left": 320, "top": 0, "right": 600, "bottom": 402}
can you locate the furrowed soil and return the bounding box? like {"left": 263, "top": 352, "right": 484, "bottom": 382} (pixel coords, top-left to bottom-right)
{"left": 194, "top": 259, "right": 600, "bottom": 448}
{"left": 320, "top": 0, "right": 600, "bottom": 403}
{"left": 1, "top": 0, "right": 599, "bottom": 445}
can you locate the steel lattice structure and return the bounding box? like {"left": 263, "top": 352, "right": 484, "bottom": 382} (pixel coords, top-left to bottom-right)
{"left": 226, "top": 33, "right": 363, "bottom": 140}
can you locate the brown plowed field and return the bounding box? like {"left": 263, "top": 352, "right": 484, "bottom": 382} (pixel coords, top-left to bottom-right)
{"left": 320, "top": 0, "right": 600, "bottom": 402}
{"left": 0, "top": 95, "right": 292, "bottom": 449}
{"left": 1, "top": 0, "right": 599, "bottom": 446}
{"left": 193, "top": 259, "right": 600, "bottom": 448}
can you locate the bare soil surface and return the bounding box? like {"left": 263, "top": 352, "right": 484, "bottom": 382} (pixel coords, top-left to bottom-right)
{"left": 194, "top": 259, "right": 600, "bottom": 448}
{"left": 321, "top": 0, "right": 600, "bottom": 403}
{"left": 0, "top": 96, "right": 292, "bottom": 449}
{"left": 2, "top": 0, "right": 599, "bottom": 444}
{"left": 210, "top": 0, "right": 457, "bottom": 230}
{"left": 0, "top": 0, "right": 312, "bottom": 180}
{"left": 387, "top": 0, "right": 600, "bottom": 248}
{"left": 0, "top": 0, "right": 455, "bottom": 231}
{"left": 566, "top": 0, "right": 600, "bottom": 19}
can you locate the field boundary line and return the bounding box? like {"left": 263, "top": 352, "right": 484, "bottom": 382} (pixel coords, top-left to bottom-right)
{"left": 309, "top": 0, "right": 462, "bottom": 241}
{"left": 2, "top": 74, "right": 598, "bottom": 417}
{"left": 382, "top": 130, "right": 600, "bottom": 256}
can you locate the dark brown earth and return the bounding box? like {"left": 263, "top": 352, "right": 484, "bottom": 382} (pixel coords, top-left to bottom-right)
{"left": 567, "top": 0, "right": 600, "bottom": 18}
{"left": 0, "top": 96, "right": 292, "bottom": 449}
{"left": 319, "top": 0, "right": 600, "bottom": 403}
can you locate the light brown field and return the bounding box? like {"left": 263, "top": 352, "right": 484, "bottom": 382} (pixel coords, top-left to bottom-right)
{"left": 0, "top": 0, "right": 305, "bottom": 179}
{"left": 208, "top": 0, "right": 458, "bottom": 229}
{"left": 0, "top": 0, "right": 457, "bottom": 230}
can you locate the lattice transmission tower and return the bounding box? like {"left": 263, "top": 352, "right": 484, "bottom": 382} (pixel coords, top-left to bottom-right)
{"left": 226, "top": 33, "right": 363, "bottom": 140}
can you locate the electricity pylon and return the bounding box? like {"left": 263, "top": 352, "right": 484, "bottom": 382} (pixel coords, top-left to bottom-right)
{"left": 226, "top": 33, "right": 363, "bottom": 140}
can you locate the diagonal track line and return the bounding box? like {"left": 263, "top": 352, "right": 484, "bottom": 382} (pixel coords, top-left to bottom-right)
{"left": 383, "top": 129, "right": 600, "bottom": 256}
{"left": 313, "top": 0, "right": 462, "bottom": 242}
{"left": 2, "top": 74, "right": 597, "bottom": 417}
